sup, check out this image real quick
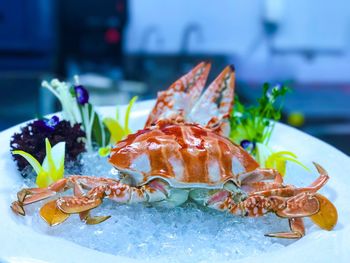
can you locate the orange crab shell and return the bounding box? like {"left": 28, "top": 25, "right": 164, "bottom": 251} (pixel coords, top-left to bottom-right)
{"left": 109, "top": 123, "right": 259, "bottom": 188}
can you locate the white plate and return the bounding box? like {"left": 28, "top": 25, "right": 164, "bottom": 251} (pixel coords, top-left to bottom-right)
{"left": 0, "top": 100, "right": 349, "bottom": 263}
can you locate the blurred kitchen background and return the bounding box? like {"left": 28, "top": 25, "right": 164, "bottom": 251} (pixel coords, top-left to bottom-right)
{"left": 0, "top": 0, "right": 350, "bottom": 154}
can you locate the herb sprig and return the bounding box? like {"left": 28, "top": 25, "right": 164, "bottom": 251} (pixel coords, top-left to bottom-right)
{"left": 228, "top": 83, "right": 305, "bottom": 176}
{"left": 229, "top": 83, "right": 289, "bottom": 148}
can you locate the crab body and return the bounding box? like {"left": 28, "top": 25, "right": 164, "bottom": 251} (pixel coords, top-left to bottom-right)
{"left": 109, "top": 122, "right": 261, "bottom": 207}
{"left": 110, "top": 123, "right": 258, "bottom": 189}
{"left": 11, "top": 62, "right": 338, "bottom": 238}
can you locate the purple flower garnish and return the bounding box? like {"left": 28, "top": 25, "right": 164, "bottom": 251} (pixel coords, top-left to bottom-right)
{"left": 46, "top": 115, "right": 59, "bottom": 128}
{"left": 33, "top": 116, "right": 60, "bottom": 132}
{"left": 74, "top": 85, "right": 89, "bottom": 105}
{"left": 240, "top": 139, "right": 255, "bottom": 152}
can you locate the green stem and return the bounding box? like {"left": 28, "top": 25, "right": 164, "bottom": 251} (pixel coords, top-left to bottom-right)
{"left": 83, "top": 105, "right": 92, "bottom": 151}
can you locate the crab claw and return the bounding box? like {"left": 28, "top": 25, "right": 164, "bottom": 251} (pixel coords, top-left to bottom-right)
{"left": 189, "top": 64, "right": 235, "bottom": 136}
{"left": 40, "top": 200, "right": 70, "bottom": 226}
{"left": 11, "top": 201, "right": 25, "bottom": 216}
{"left": 275, "top": 192, "right": 320, "bottom": 218}
{"left": 308, "top": 163, "right": 338, "bottom": 230}
{"left": 17, "top": 189, "right": 29, "bottom": 203}
{"left": 145, "top": 61, "right": 211, "bottom": 127}
{"left": 310, "top": 193, "right": 338, "bottom": 231}
{"left": 85, "top": 215, "right": 111, "bottom": 225}
{"left": 79, "top": 210, "right": 111, "bottom": 225}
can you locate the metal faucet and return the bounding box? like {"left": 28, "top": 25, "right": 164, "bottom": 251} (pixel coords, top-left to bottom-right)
{"left": 140, "top": 26, "right": 163, "bottom": 53}
{"left": 180, "top": 23, "right": 204, "bottom": 53}
{"left": 134, "top": 26, "right": 164, "bottom": 81}
{"left": 178, "top": 23, "right": 204, "bottom": 73}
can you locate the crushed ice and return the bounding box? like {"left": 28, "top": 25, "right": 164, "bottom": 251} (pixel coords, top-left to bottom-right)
{"left": 13, "top": 152, "right": 312, "bottom": 262}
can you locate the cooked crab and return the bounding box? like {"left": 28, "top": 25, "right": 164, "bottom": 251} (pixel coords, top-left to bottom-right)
{"left": 11, "top": 62, "right": 337, "bottom": 238}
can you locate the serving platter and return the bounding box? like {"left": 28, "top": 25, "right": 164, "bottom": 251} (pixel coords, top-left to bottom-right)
{"left": 0, "top": 100, "right": 349, "bottom": 263}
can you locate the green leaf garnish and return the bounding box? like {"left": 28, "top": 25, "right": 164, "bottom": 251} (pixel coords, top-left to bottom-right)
{"left": 91, "top": 105, "right": 110, "bottom": 148}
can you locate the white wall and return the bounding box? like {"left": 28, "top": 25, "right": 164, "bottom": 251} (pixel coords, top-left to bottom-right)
{"left": 125, "top": 0, "right": 350, "bottom": 82}
{"left": 125, "top": 0, "right": 262, "bottom": 54}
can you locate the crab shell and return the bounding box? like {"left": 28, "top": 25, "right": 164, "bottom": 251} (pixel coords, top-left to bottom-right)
{"left": 109, "top": 122, "right": 259, "bottom": 189}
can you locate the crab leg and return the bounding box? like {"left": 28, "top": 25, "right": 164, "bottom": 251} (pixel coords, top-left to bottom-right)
{"left": 145, "top": 62, "right": 211, "bottom": 127}
{"left": 11, "top": 176, "right": 118, "bottom": 214}
{"left": 189, "top": 65, "right": 235, "bottom": 136}
{"left": 68, "top": 177, "right": 109, "bottom": 224}
{"left": 237, "top": 168, "right": 284, "bottom": 194}
{"left": 205, "top": 163, "right": 337, "bottom": 239}
{"left": 206, "top": 190, "right": 318, "bottom": 239}
{"left": 246, "top": 163, "right": 329, "bottom": 198}
{"left": 57, "top": 180, "right": 169, "bottom": 213}
{"left": 11, "top": 176, "right": 169, "bottom": 226}
{"left": 207, "top": 190, "right": 319, "bottom": 216}
{"left": 265, "top": 218, "right": 305, "bottom": 239}
{"left": 238, "top": 168, "right": 283, "bottom": 185}
{"left": 11, "top": 178, "right": 69, "bottom": 215}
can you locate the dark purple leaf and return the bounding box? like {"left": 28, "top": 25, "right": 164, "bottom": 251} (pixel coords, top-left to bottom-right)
{"left": 10, "top": 120, "right": 86, "bottom": 176}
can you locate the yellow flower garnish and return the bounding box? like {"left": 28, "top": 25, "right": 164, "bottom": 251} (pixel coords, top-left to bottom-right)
{"left": 255, "top": 143, "right": 309, "bottom": 176}
{"left": 265, "top": 151, "right": 309, "bottom": 176}
{"left": 98, "top": 146, "right": 112, "bottom": 157}
{"left": 100, "top": 96, "right": 138, "bottom": 156}
{"left": 104, "top": 96, "right": 137, "bottom": 144}
{"left": 12, "top": 138, "right": 65, "bottom": 187}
